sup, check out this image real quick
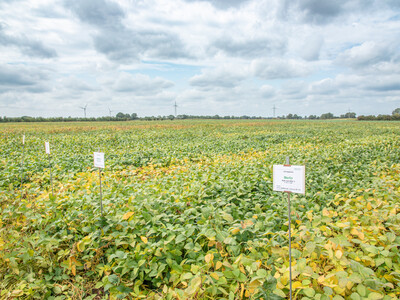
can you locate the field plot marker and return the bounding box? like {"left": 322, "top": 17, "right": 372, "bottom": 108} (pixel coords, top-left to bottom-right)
{"left": 20, "top": 134, "right": 25, "bottom": 200}
{"left": 45, "top": 141, "right": 54, "bottom": 197}
{"left": 94, "top": 152, "right": 105, "bottom": 215}
{"left": 273, "top": 157, "right": 306, "bottom": 300}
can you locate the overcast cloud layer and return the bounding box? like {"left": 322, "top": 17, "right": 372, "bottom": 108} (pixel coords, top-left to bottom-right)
{"left": 0, "top": 0, "right": 399, "bottom": 117}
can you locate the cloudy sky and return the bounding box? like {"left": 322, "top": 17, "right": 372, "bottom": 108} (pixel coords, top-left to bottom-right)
{"left": 1, "top": 0, "right": 399, "bottom": 118}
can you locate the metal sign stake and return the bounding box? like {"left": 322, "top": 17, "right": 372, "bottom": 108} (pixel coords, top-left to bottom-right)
{"left": 99, "top": 167, "right": 103, "bottom": 216}
{"left": 20, "top": 134, "right": 25, "bottom": 200}
{"left": 48, "top": 153, "right": 54, "bottom": 197}
{"left": 285, "top": 156, "right": 292, "bottom": 300}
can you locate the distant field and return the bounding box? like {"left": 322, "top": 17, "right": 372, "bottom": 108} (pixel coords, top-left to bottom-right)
{"left": 1, "top": 120, "right": 399, "bottom": 299}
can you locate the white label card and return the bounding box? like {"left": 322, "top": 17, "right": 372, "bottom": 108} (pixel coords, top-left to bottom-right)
{"left": 273, "top": 165, "right": 305, "bottom": 194}
{"left": 23, "top": 134, "right": 25, "bottom": 145}
{"left": 45, "top": 141, "right": 50, "bottom": 154}
{"left": 94, "top": 152, "right": 105, "bottom": 168}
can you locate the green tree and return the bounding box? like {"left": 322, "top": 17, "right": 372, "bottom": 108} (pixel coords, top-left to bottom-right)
{"left": 320, "top": 112, "right": 334, "bottom": 119}
{"left": 392, "top": 108, "right": 400, "bottom": 115}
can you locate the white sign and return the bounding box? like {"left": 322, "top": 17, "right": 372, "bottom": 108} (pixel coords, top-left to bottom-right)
{"left": 273, "top": 165, "right": 305, "bottom": 194}
{"left": 23, "top": 134, "right": 25, "bottom": 145}
{"left": 94, "top": 152, "right": 105, "bottom": 168}
{"left": 45, "top": 141, "right": 50, "bottom": 154}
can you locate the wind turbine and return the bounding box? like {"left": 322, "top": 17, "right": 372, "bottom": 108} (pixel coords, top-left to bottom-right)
{"left": 108, "top": 107, "right": 113, "bottom": 117}
{"left": 174, "top": 101, "right": 178, "bottom": 117}
{"left": 80, "top": 104, "right": 88, "bottom": 118}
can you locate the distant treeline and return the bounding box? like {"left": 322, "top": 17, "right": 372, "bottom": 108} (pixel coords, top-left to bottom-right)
{"left": 0, "top": 113, "right": 352, "bottom": 122}
{"left": 357, "top": 114, "right": 400, "bottom": 121}
{"left": 357, "top": 108, "right": 400, "bottom": 121}
{"left": 281, "top": 112, "right": 356, "bottom": 119}
{"left": 2, "top": 110, "right": 400, "bottom": 122}
{"left": 0, "top": 114, "right": 267, "bottom": 122}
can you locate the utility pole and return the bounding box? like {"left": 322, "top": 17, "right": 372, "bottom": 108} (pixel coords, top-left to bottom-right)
{"left": 273, "top": 105, "right": 277, "bottom": 118}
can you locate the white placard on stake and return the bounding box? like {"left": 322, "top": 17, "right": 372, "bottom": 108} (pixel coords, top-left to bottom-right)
{"left": 23, "top": 134, "right": 25, "bottom": 145}
{"left": 273, "top": 165, "right": 305, "bottom": 194}
{"left": 45, "top": 141, "right": 50, "bottom": 154}
{"left": 94, "top": 152, "right": 105, "bottom": 168}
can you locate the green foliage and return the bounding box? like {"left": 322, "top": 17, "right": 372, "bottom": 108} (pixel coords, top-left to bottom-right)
{"left": 0, "top": 120, "right": 400, "bottom": 299}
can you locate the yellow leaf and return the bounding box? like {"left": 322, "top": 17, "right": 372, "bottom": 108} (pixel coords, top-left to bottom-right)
{"left": 210, "top": 272, "right": 219, "bottom": 280}
{"left": 292, "top": 281, "right": 302, "bottom": 290}
{"left": 11, "top": 290, "right": 24, "bottom": 297}
{"left": 350, "top": 228, "right": 358, "bottom": 236}
{"left": 335, "top": 250, "right": 343, "bottom": 259}
{"left": 232, "top": 228, "right": 240, "bottom": 235}
{"left": 205, "top": 253, "right": 214, "bottom": 263}
{"left": 242, "top": 220, "right": 253, "bottom": 228}
{"left": 276, "top": 281, "right": 285, "bottom": 289}
{"left": 367, "top": 202, "right": 372, "bottom": 210}
{"left": 140, "top": 236, "right": 148, "bottom": 244}
{"left": 239, "top": 264, "right": 246, "bottom": 274}
{"left": 215, "top": 261, "right": 223, "bottom": 270}
{"left": 77, "top": 241, "right": 84, "bottom": 252}
{"left": 248, "top": 279, "right": 261, "bottom": 293}
{"left": 306, "top": 211, "right": 313, "bottom": 222}
{"left": 322, "top": 208, "right": 330, "bottom": 217}
{"left": 122, "top": 211, "right": 134, "bottom": 220}
{"left": 346, "top": 281, "right": 354, "bottom": 290}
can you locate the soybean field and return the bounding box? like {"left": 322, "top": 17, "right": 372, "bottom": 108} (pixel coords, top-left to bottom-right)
{"left": 0, "top": 120, "right": 400, "bottom": 299}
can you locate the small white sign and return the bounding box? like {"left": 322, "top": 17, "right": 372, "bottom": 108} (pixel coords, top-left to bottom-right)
{"left": 23, "top": 134, "right": 25, "bottom": 145}
{"left": 45, "top": 141, "right": 50, "bottom": 154}
{"left": 273, "top": 165, "right": 305, "bottom": 194}
{"left": 94, "top": 152, "right": 105, "bottom": 168}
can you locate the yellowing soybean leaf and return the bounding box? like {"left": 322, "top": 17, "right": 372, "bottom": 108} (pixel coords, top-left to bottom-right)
{"left": 248, "top": 279, "right": 261, "bottom": 291}
{"left": 205, "top": 253, "right": 214, "bottom": 263}
{"left": 215, "top": 261, "right": 223, "bottom": 270}
{"left": 122, "top": 211, "right": 134, "bottom": 220}
{"left": 335, "top": 250, "right": 343, "bottom": 259}
{"left": 231, "top": 228, "right": 240, "bottom": 235}
{"left": 11, "top": 290, "right": 24, "bottom": 297}
{"left": 77, "top": 241, "right": 85, "bottom": 252}
{"left": 210, "top": 272, "right": 219, "bottom": 280}
{"left": 292, "top": 281, "right": 302, "bottom": 290}
{"left": 140, "top": 236, "right": 148, "bottom": 244}
{"left": 368, "top": 292, "right": 383, "bottom": 300}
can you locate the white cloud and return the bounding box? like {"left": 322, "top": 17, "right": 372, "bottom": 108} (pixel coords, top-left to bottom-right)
{"left": 252, "top": 58, "right": 311, "bottom": 79}
{"left": 189, "top": 64, "right": 249, "bottom": 89}
{"left": 336, "top": 41, "right": 393, "bottom": 69}
{"left": 112, "top": 73, "right": 174, "bottom": 95}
